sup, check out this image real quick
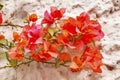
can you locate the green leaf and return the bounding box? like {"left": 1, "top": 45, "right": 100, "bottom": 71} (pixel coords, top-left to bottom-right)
{"left": 35, "top": 46, "right": 41, "bottom": 54}
{"left": 5, "top": 52, "right": 10, "bottom": 61}
{"left": 23, "top": 19, "right": 29, "bottom": 23}
{"left": 55, "top": 60, "right": 61, "bottom": 68}
{"left": 0, "top": 3, "right": 3, "bottom": 10}
{"left": 5, "top": 52, "right": 18, "bottom": 68}
{"left": 9, "top": 41, "right": 15, "bottom": 48}
{"left": 92, "top": 39, "right": 96, "bottom": 46}
{"left": 0, "top": 39, "right": 8, "bottom": 45}
{"left": 0, "top": 53, "right": 6, "bottom": 59}
{"left": 64, "top": 60, "right": 71, "bottom": 64}
{"left": 75, "top": 35, "right": 82, "bottom": 40}
{"left": 9, "top": 60, "right": 18, "bottom": 68}
{"left": 69, "top": 37, "right": 73, "bottom": 42}
{"left": 57, "top": 45, "right": 64, "bottom": 51}
{"left": 48, "top": 28, "right": 58, "bottom": 36}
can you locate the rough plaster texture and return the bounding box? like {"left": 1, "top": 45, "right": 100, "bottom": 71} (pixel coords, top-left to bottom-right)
{"left": 0, "top": 0, "right": 120, "bottom": 80}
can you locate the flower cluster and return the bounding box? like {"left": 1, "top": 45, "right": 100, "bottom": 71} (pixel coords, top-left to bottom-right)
{"left": 0, "top": 6, "right": 104, "bottom": 73}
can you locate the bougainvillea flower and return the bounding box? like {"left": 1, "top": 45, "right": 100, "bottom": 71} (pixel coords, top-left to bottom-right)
{"left": 88, "top": 20, "right": 104, "bottom": 41}
{"left": 0, "top": 13, "right": 3, "bottom": 24}
{"left": 81, "top": 33, "right": 95, "bottom": 44}
{"left": 76, "top": 12, "right": 90, "bottom": 28}
{"left": 21, "top": 25, "right": 31, "bottom": 40}
{"left": 41, "top": 7, "right": 66, "bottom": 25}
{"left": 41, "top": 10, "right": 54, "bottom": 25}
{"left": 9, "top": 46, "right": 23, "bottom": 61}
{"left": 32, "top": 51, "right": 52, "bottom": 62}
{"left": 71, "top": 39, "right": 85, "bottom": 53}
{"left": 0, "top": 34, "right": 5, "bottom": 40}
{"left": 76, "top": 12, "right": 104, "bottom": 44}
{"left": 13, "top": 32, "right": 20, "bottom": 42}
{"left": 57, "top": 31, "right": 70, "bottom": 45}
{"left": 27, "top": 23, "right": 43, "bottom": 44}
{"left": 70, "top": 44, "right": 103, "bottom": 73}
{"left": 29, "top": 43, "right": 52, "bottom": 62}
{"left": 58, "top": 52, "right": 71, "bottom": 62}
{"left": 70, "top": 56, "right": 82, "bottom": 72}
{"left": 46, "top": 43, "right": 59, "bottom": 58}
{"left": 50, "top": 6, "right": 66, "bottom": 19}
{"left": 29, "top": 13, "right": 38, "bottom": 22}
{"left": 61, "top": 17, "right": 77, "bottom": 35}
{"left": 81, "top": 46, "right": 103, "bottom": 73}
{"left": 41, "top": 41, "right": 59, "bottom": 58}
{"left": 81, "top": 22, "right": 104, "bottom": 44}
{"left": 2, "top": 7, "right": 104, "bottom": 73}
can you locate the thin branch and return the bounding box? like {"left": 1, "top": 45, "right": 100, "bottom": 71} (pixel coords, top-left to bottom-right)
{"left": 44, "top": 61, "right": 69, "bottom": 67}
{"left": 0, "top": 60, "right": 69, "bottom": 70}
{"left": 0, "top": 44, "right": 9, "bottom": 49}
{"left": 17, "top": 60, "right": 33, "bottom": 67}
{"left": 0, "top": 43, "right": 69, "bottom": 69}
{"left": 0, "top": 65, "right": 11, "bottom": 69}
{"left": 0, "top": 60, "right": 33, "bottom": 69}
{"left": 0, "top": 23, "right": 23, "bottom": 28}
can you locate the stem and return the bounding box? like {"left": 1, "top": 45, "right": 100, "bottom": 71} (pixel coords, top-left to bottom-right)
{"left": 44, "top": 61, "right": 69, "bottom": 67}
{"left": 0, "top": 60, "right": 33, "bottom": 69}
{"left": 55, "top": 19, "right": 60, "bottom": 28}
{"left": 0, "top": 23, "right": 23, "bottom": 28}
{"left": 0, "top": 60, "right": 69, "bottom": 70}
{"left": 0, "top": 65, "right": 11, "bottom": 69}
{"left": 0, "top": 44, "right": 9, "bottom": 49}
{"left": 17, "top": 60, "right": 33, "bottom": 67}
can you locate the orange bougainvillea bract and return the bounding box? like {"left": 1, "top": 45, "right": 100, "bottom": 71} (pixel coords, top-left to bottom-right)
{"left": 0, "top": 6, "right": 104, "bottom": 73}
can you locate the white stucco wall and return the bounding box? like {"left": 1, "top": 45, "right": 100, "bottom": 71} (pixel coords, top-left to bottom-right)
{"left": 0, "top": 0, "right": 120, "bottom": 80}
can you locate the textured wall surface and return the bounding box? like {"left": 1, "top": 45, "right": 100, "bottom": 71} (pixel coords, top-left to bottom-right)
{"left": 0, "top": 0, "right": 120, "bottom": 80}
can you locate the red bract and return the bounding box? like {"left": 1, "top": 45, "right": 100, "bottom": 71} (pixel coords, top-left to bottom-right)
{"left": 45, "top": 42, "right": 59, "bottom": 58}
{"left": 32, "top": 52, "right": 52, "bottom": 62}
{"left": 70, "top": 46, "right": 103, "bottom": 73}
{"left": 27, "top": 23, "right": 43, "bottom": 44}
{"left": 41, "top": 10, "right": 54, "bottom": 25}
{"left": 31, "top": 45, "right": 52, "bottom": 62}
{"left": 28, "top": 42, "right": 53, "bottom": 62}
{"left": 76, "top": 12, "right": 104, "bottom": 44}
{"left": 13, "top": 32, "right": 20, "bottom": 42}
{"left": 71, "top": 39, "right": 85, "bottom": 52}
{"left": 23, "top": 24, "right": 43, "bottom": 52}
{"left": 82, "top": 46, "right": 103, "bottom": 73}
{"left": 88, "top": 20, "right": 104, "bottom": 41}
{"left": 58, "top": 52, "right": 71, "bottom": 62}
{"left": 50, "top": 6, "right": 66, "bottom": 19}
{"left": 41, "top": 6, "right": 66, "bottom": 25}
{"left": 0, "top": 13, "right": 3, "bottom": 24}
{"left": 61, "top": 17, "right": 77, "bottom": 35}
{"left": 80, "top": 21, "right": 104, "bottom": 44}
{"left": 57, "top": 30, "right": 71, "bottom": 45}
{"left": 76, "top": 12, "right": 90, "bottom": 27}
{"left": 9, "top": 46, "right": 23, "bottom": 61}
{"left": 70, "top": 56, "right": 82, "bottom": 72}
